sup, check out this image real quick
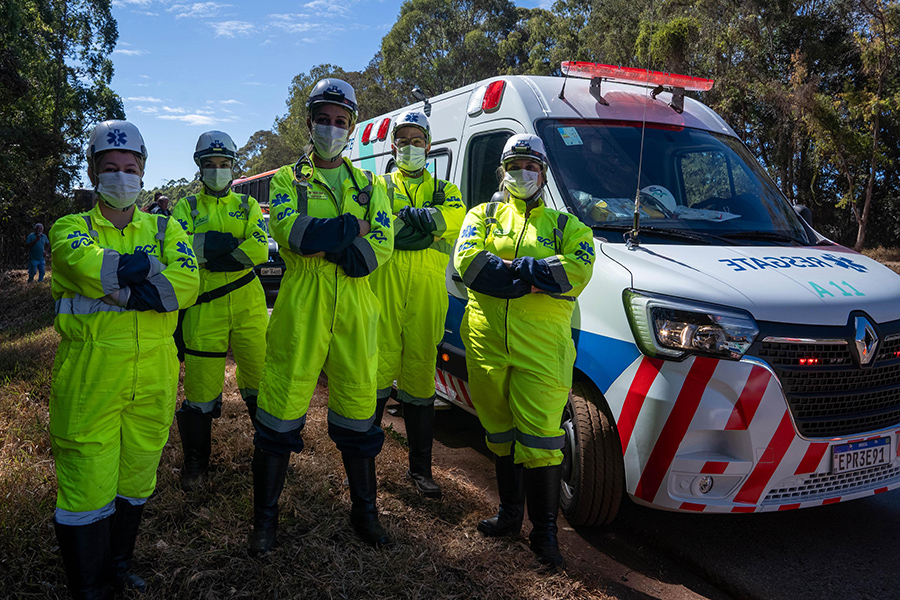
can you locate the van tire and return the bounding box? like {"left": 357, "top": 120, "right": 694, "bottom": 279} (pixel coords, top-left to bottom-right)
{"left": 560, "top": 381, "right": 624, "bottom": 526}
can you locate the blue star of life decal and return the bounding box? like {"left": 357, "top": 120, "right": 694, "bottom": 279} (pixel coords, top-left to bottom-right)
{"left": 176, "top": 240, "right": 197, "bottom": 271}
{"left": 211, "top": 140, "right": 225, "bottom": 149}
{"left": 461, "top": 225, "right": 477, "bottom": 238}
{"left": 574, "top": 241, "right": 594, "bottom": 265}
{"left": 403, "top": 113, "right": 420, "bottom": 123}
{"left": 820, "top": 253, "right": 867, "bottom": 273}
{"left": 107, "top": 130, "right": 127, "bottom": 147}
{"left": 271, "top": 193, "right": 291, "bottom": 207}
{"left": 257, "top": 218, "right": 267, "bottom": 233}
{"left": 375, "top": 210, "right": 391, "bottom": 228}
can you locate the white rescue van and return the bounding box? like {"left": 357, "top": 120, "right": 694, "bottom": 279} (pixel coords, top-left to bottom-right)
{"left": 349, "top": 62, "right": 900, "bottom": 525}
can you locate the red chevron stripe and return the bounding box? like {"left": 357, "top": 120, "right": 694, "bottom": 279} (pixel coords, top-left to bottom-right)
{"left": 680, "top": 502, "right": 706, "bottom": 511}
{"left": 795, "top": 443, "right": 828, "bottom": 475}
{"left": 725, "top": 366, "right": 770, "bottom": 430}
{"left": 701, "top": 461, "right": 728, "bottom": 474}
{"left": 733, "top": 411, "right": 795, "bottom": 505}
{"left": 822, "top": 497, "right": 841, "bottom": 505}
{"left": 778, "top": 503, "right": 801, "bottom": 511}
{"left": 617, "top": 357, "right": 664, "bottom": 453}
{"left": 731, "top": 506, "right": 755, "bottom": 513}
{"left": 634, "top": 357, "right": 718, "bottom": 503}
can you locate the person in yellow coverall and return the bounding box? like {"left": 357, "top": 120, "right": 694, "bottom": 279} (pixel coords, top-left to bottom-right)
{"left": 368, "top": 110, "right": 464, "bottom": 499}
{"left": 250, "top": 79, "right": 394, "bottom": 555}
{"left": 49, "top": 120, "right": 199, "bottom": 598}
{"left": 171, "top": 131, "right": 269, "bottom": 492}
{"left": 454, "top": 134, "right": 595, "bottom": 567}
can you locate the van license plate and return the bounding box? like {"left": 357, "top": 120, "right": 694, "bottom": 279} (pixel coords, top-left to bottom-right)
{"left": 832, "top": 437, "right": 891, "bottom": 474}
{"left": 260, "top": 268, "right": 282, "bottom": 276}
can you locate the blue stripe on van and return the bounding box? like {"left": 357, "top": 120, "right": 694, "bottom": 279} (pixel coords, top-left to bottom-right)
{"left": 573, "top": 329, "right": 641, "bottom": 395}
{"left": 442, "top": 295, "right": 467, "bottom": 349}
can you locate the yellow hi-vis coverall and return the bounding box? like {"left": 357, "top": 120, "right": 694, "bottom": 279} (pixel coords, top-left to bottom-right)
{"left": 172, "top": 190, "right": 269, "bottom": 413}
{"left": 454, "top": 196, "right": 595, "bottom": 469}
{"left": 256, "top": 158, "right": 393, "bottom": 455}
{"left": 369, "top": 170, "right": 465, "bottom": 405}
{"left": 49, "top": 205, "right": 199, "bottom": 523}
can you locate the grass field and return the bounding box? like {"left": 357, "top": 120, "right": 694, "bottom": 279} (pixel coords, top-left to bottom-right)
{"left": 0, "top": 269, "right": 615, "bottom": 600}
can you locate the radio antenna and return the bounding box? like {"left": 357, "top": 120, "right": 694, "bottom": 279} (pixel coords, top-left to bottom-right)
{"left": 627, "top": 0, "right": 655, "bottom": 250}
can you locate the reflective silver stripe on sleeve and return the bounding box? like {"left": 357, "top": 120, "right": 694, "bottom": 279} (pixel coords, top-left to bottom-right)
{"left": 287, "top": 215, "right": 315, "bottom": 254}
{"left": 55, "top": 295, "right": 127, "bottom": 315}
{"left": 352, "top": 237, "right": 378, "bottom": 273}
{"left": 146, "top": 272, "right": 179, "bottom": 312}
{"left": 428, "top": 207, "right": 446, "bottom": 236}
{"left": 462, "top": 250, "right": 491, "bottom": 287}
{"left": 147, "top": 255, "right": 166, "bottom": 278}
{"left": 485, "top": 429, "right": 515, "bottom": 445}
{"left": 327, "top": 407, "right": 375, "bottom": 433}
{"left": 232, "top": 247, "right": 255, "bottom": 269}
{"left": 100, "top": 248, "right": 120, "bottom": 294}
{"left": 193, "top": 232, "right": 207, "bottom": 263}
{"left": 516, "top": 430, "right": 565, "bottom": 450}
{"left": 544, "top": 256, "right": 573, "bottom": 293}
{"left": 256, "top": 407, "right": 307, "bottom": 433}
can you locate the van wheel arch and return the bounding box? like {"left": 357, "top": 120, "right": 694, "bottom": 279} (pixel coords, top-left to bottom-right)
{"left": 560, "top": 377, "right": 625, "bottom": 526}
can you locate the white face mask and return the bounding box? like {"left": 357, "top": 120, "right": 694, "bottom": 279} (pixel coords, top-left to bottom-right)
{"left": 503, "top": 169, "right": 541, "bottom": 199}
{"left": 201, "top": 168, "right": 233, "bottom": 192}
{"left": 97, "top": 172, "right": 142, "bottom": 209}
{"left": 396, "top": 145, "right": 427, "bottom": 173}
{"left": 311, "top": 124, "right": 350, "bottom": 160}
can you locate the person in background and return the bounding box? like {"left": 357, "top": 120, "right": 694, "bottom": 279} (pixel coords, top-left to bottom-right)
{"left": 250, "top": 78, "right": 393, "bottom": 555}
{"left": 369, "top": 110, "right": 465, "bottom": 499}
{"left": 25, "top": 222, "right": 50, "bottom": 282}
{"left": 148, "top": 194, "right": 171, "bottom": 216}
{"left": 171, "top": 131, "right": 269, "bottom": 492}
{"left": 453, "top": 134, "right": 595, "bottom": 567}
{"left": 48, "top": 120, "right": 199, "bottom": 598}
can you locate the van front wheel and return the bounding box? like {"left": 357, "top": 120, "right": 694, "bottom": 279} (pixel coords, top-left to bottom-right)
{"left": 559, "top": 381, "right": 624, "bottom": 526}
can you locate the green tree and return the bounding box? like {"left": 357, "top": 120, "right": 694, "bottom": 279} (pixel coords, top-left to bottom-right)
{"left": 380, "top": 0, "right": 520, "bottom": 96}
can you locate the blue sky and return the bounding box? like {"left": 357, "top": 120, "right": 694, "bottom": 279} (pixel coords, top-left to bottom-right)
{"left": 101, "top": 0, "right": 548, "bottom": 189}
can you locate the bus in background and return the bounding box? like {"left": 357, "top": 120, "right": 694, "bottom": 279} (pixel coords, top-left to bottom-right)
{"left": 232, "top": 168, "right": 284, "bottom": 291}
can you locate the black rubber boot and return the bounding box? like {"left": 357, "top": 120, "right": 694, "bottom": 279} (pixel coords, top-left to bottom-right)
{"left": 248, "top": 447, "right": 290, "bottom": 556}
{"left": 402, "top": 402, "right": 442, "bottom": 499}
{"left": 176, "top": 409, "right": 212, "bottom": 492}
{"left": 342, "top": 455, "right": 392, "bottom": 548}
{"left": 54, "top": 515, "right": 113, "bottom": 600}
{"left": 110, "top": 497, "right": 148, "bottom": 593}
{"left": 244, "top": 395, "right": 259, "bottom": 424}
{"left": 525, "top": 464, "right": 565, "bottom": 567}
{"left": 477, "top": 453, "right": 524, "bottom": 537}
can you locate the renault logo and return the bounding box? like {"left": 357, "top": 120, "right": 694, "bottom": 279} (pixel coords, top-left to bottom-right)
{"left": 854, "top": 316, "right": 879, "bottom": 366}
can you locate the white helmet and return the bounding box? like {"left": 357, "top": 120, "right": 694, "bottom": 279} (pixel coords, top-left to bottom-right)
{"left": 306, "top": 78, "right": 358, "bottom": 123}
{"left": 193, "top": 130, "right": 238, "bottom": 166}
{"left": 392, "top": 110, "right": 431, "bottom": 143}
{"left": 501, "top": 133, "right": 547, "bottom": 168}
{"left": 640, "top": 185, "right": 677, "bottom": 212}
{"left": 86, "top": 120, "right": 148, "bottom": 162}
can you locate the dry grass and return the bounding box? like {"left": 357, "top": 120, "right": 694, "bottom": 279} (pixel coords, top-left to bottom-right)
{"left": 0, "top": 269, "right": 617, "bottom": 600}
{"left": 863, "top": 247, "right": 900, "bottom": 274}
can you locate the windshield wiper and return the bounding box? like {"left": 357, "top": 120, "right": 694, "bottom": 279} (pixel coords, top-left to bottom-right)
{"left": 591, "top": 223, "right": 734, "bottom": 245}
{"left": 719, "top": 231, "right": 810, "bottom": 246}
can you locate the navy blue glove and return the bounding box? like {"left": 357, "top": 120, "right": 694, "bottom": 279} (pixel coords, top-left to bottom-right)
{"left": 203, "top": 231, "right": 240, "bottom": 259}
{"left": 394, "top": 222, "right": 434, "bottom": 251}
{"left": 116, "top": 252, "right": 151, "bottom": 287}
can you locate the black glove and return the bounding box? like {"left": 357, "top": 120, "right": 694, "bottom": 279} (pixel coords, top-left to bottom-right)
{"left": 397, "top": 206, "right": 436, "bottom": 234}
{"left": 394, "top": 222, "right": 434, "bottom": 251}
{"left": 203, "top": 231, "right": 240, "bottom": 260}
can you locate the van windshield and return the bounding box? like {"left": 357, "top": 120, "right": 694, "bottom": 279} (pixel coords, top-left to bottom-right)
{"left": 536, "top": 119, "right": 812, "bottom": 245}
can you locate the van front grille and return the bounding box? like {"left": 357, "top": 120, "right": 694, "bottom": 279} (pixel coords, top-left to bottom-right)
{"left": 762, "top": 462, "right": 900, "bottom": 504}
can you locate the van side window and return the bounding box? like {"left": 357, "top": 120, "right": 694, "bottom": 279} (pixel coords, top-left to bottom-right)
{"left": 681, "top": 150, "right": 755, "bottom": 206}
{"left": 466, "top": 131, "right": 513, "bottom": 208}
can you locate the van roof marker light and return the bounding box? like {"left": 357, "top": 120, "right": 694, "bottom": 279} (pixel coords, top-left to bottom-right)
{"left": 560, "top": 62, "right": 715, "bottom": 92}
{"left": 361, "top": 122, "right": 374, "bottom": 144}
{"left": 376, "top": 117, "right": 390, "bottom": 141}
{"left": 467, "top": 80, "right": 506, "bottom": 117}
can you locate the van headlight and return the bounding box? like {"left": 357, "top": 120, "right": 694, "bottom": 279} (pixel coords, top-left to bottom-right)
{"left": 623, "top": 290, "right": 759, "bottom": 360}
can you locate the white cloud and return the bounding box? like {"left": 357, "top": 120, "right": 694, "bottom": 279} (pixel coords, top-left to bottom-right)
{"left": 133, "top": 106, "right": 159, "bottom": 114}
{"left": 303, "top": 0, "right": 349, "bottom": 13}
{"left": 219, "top": 99, "right": 242, "bottom": 105}
{"left": 242, "top": 82, "right": 261, "bottom": 86}
{"left": 158, "top": 114, "right": 219, "bottom": 126}
{"left": 139, "top": 75, "right": 150, "bottom": 79}
{"left": 210, "top": 20, "right": 254, "bottom": 37}
{"left": 114, "top": 49, "right": 147, "bottom": 56}
{"left": 126, "top": 96, "right": 162, "bottom": 102}
{"left": 162, "top": 106, "right": 187, "bottom": 114}
{"left": 169, "top": 2, "right": 230, "bottom": 18}
{"left": 112, "top": 0, "right": 155, "bottom": 6}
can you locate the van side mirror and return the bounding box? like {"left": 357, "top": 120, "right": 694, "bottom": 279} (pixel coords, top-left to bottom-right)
{"left": 793, "top": 204, "right": 813, "bottom": 227}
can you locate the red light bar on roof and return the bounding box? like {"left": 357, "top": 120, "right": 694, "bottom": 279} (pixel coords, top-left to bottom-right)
{"left": 362, "top": 122, "right": 374, "bottom": 144}
{"left": 561, "top": 61, "right": 714, "bottom": 92}
{"left": 376, "top": 118, "right": 391, "bottom": 141}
